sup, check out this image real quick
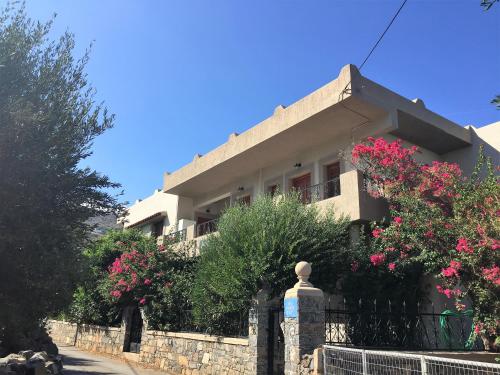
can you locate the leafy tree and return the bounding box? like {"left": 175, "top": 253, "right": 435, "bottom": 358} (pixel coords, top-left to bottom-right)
{"left": 69, "top": 229, "right": 198, "bottom": 332}
{"left": 0, "top": 4, "right": 122, "bottom": 350}
{"left": 65, "top": 230, "right": 150, "bottom": 326}
{"left": 192, "top": 193, "right": 352, "bottom": 334}
{"left": 352, "top": 137, "right": 499, "bottom": 351}
{"left": 481, "top": 0, "right": 499, "bottom": 10}
{"left": 100, "top": 232, "right": 197, "bottom": 332}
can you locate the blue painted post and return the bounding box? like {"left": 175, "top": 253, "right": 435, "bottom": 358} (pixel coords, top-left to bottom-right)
{"left": 283, "top": 261, "right": 325, "bottom": 375}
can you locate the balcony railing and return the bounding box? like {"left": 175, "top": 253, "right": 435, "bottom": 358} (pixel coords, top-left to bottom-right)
{"left": 295, "top": 177, "right": 341, "bottom": 204}
{"left": 196, "top": 218, "right": 218, "bottom": 238}
{"left": 164, "top": 228, "right": 187, "bottom": 244}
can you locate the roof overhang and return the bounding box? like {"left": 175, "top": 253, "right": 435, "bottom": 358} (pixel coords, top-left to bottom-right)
{"left": 163, "top": 65, "right": 471, "bottom": 197}
{"left": 124, "top": 211, "right": 166, "bottom": 229}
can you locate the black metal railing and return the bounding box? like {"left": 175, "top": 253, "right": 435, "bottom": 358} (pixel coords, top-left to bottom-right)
{"left": 325, "top": 298, "right": 483, "bottom": 351}
{"left": 151, "top": 309, "right": 249, "bottom": 338}
{"left": 164, "top": 228, "right": 187, "bottom": 244}
{"left": 196, "top": 218, "right": 218, "bottom": 237}
{"left": 295, "top": 177, "right": 341, "bottom": 204}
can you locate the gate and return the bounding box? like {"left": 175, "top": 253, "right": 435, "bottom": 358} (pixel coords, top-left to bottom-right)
{"left": 325, "top": 298, "right": 483, "bottom": 351}
{"left": 125, "top": 307, "right": 143, "bottom": 353}
{"left": 267, "top": 306, "right": 284, "bottom": 375}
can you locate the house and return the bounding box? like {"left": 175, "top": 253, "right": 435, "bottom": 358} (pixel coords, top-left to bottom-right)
{"left": 125, "top": 64, "right": 499, "bottom": 251}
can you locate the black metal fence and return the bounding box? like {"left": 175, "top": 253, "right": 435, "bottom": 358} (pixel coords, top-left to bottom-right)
{"left": 154, "top": 309, "right": 249, "bottom": 338}
{"left": 325, "top": 298, "right": 483, "bottom": 351}
{"left": 196, "top": 219, "right": 218, "bottom": 237}
{"left": 297, "top": 178, "right": 341, "bottom": 204}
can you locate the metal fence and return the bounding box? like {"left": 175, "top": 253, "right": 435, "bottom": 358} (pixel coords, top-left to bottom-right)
{"left": 325, "top": 299, "right": 483, "bottom": 351}
{"left": 155, "top": 309, "right": 249, "bottom": 338}
{"left": 296, "top": 177, "right": 341, "bottom": 204}
{"left": 323, "top": 346, "right": 500, "bottom": 375}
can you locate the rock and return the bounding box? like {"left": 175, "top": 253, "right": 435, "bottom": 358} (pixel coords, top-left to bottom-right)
{"left": 17, "top": 352, "right": 33, "bottom": 361}
{"left": 28, "top": 352, "right": 48, "bottom": 364}
{"left": 45, "top": 360, "right": 62, "bottom": 375}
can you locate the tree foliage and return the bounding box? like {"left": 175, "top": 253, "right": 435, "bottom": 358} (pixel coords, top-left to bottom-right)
{"left": 67, "top": 229, "right": 198, "bottom": 332}
{"left": 352, "top": 137, "right": 500, "bottom": 350}
{"left": 191, "top": 193, "right": 352, "bottom": 332}
{"left": 0, "top": 3, "right": 122, "bottom": 350}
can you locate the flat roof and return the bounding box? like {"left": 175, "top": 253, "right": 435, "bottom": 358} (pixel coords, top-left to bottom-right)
{"left": 164, "top": 64, "right": 471, "bottom": 196}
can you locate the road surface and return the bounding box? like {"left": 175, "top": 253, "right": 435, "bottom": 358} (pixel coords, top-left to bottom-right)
{"left": 59, "top": 346, "right": 168, "bottom": 375}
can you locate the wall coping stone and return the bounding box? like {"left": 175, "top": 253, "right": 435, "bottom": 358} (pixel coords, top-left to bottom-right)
{"left": 47, "top": 320, "right": 122, "bottom": 332}
{"left": 145, "top": 330, "right": 249, "bottom": 346}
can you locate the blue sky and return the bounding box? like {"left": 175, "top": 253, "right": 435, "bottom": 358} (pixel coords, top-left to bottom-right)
{"left": 14, "top": 1, "right": 500, "bottom": 204}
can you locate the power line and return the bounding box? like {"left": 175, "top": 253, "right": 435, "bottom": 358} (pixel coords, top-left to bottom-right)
{"left": 359, "top": 0, "right": 409, "bottom": 71}
{"left": 339, "top": 0, "right": 409, "bottom": 104}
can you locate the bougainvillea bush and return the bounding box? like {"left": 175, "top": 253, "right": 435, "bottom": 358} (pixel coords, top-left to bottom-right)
{"left": 66, "top": 229, "right": 197, "bottom": 331}
{"left": 352, "top": 137, "right": 500, "bottom": 350}
{"left": 100, "top": 233, "right": 197, "bottom": 331}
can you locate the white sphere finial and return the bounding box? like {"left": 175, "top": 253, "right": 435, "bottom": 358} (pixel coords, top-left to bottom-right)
{"left": 294, "top": 261, "right": 313, "bottom": 288}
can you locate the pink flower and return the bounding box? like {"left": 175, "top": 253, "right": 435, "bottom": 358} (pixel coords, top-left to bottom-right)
{"left": 372, "top": 228, "right": 384, "bottom": 238}
{"left": 351, "top": 261, "right": 359, "bottom": 272}
{"left": 388, "top": 263, "right": 396, "bottom": 271}
{"left": 456, "top": 238, "right": 473, "bottom": 254}
{"left": 139, "top": 297, "right": 146, "bottom": 305}
{"left": 110, "top": 290, "right": 122, "bottom": 298}
{"left": 144, "top": 278, "right": 152, "bottom": 285}
{"left": 370, "top": 253, "right": 386, "bottom": 267}
{"left": 393, "top": 217, "right": 402, "bottom": 224}
{"left": 449, "top": 260, "right": 462, "bottom": 270}
{"left": 424, "top": 230, "right": 434, "bottom": 239}
{"left": 442, "top": 267, "right": 459, "bottom": 278}
{"left": 482, "top": 266, "right": 500, "bottom": 285}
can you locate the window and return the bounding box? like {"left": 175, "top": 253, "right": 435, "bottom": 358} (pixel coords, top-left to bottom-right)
{"left": 237, "top": 195, "right": 251, "bottom": 206}
{"left": 152, "top": 220, "right": 164, "bottom": 238}
{"left": 291, "top": 173, "right": 311, "bottom": 204}
{"left": 324, "top": 162, "right": 341, "bottom": 198}
{"left": 268, "top": 184, "right": 279, "bottom": 197}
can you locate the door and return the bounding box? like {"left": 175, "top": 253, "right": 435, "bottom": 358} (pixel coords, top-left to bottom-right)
{"left": 325, "top": 162, "right": 341, "bottom": 198}
{"left": 292, "top": 173, "right": 311, "bottom": 204}
{"left": 237, "top": 195, "right": 251, "bottom": 206}
{"left": 126, "top": 308, "right": 143, "bottom": 353}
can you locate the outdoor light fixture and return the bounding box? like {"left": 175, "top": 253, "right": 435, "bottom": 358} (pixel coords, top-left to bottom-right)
{"left": 294, "top": 163, "right": 302, "bottom": 168}
{"left": 205, "top": 209, "right": 211, "bottom": 213}
{"left": 237, "top": 186, "right": 245, "bottom": 191}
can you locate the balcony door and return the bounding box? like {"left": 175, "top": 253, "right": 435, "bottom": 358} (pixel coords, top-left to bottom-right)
{"left": 325, "top": 162, "right": 341, "bottom": 198}
{"left": 292, "top": 173, "right": 311, "bottom": 204}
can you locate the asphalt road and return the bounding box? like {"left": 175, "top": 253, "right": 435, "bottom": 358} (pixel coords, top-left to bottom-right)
{"left": 59, "top": 346, "right": 168, "bottom": 375}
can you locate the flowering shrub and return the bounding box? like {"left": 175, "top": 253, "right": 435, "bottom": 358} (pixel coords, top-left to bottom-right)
{"left": 102, "top": 235, "right": 197, "bottom": 331}
{"left": 352, "top": 137, "right": 500, "bottom": 350}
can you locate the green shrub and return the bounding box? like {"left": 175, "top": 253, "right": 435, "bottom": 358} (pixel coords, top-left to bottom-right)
{"left": 192, "top": 193, "right": 352, "bottom": 332}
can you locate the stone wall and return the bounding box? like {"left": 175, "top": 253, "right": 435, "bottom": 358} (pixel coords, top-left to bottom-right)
{"left": 47, "top": 320, "right": 254, "bottom": 374}
{"left": 46, "top": 320, "right": 124, "bottom": 356}
{"left": 46, "top": 320, "right": 78, "bottom": 346}
{"left": 140, "top": 330, "right": 252, "bottom": 374}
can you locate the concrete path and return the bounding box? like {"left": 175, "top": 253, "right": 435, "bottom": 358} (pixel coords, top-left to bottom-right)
{"left": 59, "top": 346, "right": 168, "bottom": 375}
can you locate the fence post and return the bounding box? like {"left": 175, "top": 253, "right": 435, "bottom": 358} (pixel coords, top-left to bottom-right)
{"left": 283, "top": 261, "right": 325, "bottom": 375}
{"left": 421, "top": 355, "right": 428, "bottom": 375}
{"left": 249, "top": 288, "right": 270, "bottom": 375}
{"left": 362, "top": 350, "right": 368, "bottom": 375}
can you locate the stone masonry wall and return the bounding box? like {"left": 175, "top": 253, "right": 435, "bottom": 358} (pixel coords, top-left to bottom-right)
{"left": 46, "top": 320, "right": 78, "bottom": 346}
{"left": 139, "top": 330, "right": 253, "bottom": 375}
{"left": 47, "top": 320, "right": 253, "bottom": 374}
{"left": 47, "top": 320, "right": 125, "bottom": 356}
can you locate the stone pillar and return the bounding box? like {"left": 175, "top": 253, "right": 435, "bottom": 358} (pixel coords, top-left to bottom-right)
{"left": 248, "top": 289, "right": 270, "bottom": 375}
{"left": 284, "top": 262, "right": 325, "bottom": 375}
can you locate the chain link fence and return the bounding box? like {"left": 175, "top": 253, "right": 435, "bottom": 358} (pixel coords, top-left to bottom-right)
{"left": 323, "top": 345, "right": 500, "bottom": 375}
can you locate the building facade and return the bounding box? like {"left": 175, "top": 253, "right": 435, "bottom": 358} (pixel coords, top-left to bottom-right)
{"left": 124, "top": 64, "right": 499, "bottom": 250}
